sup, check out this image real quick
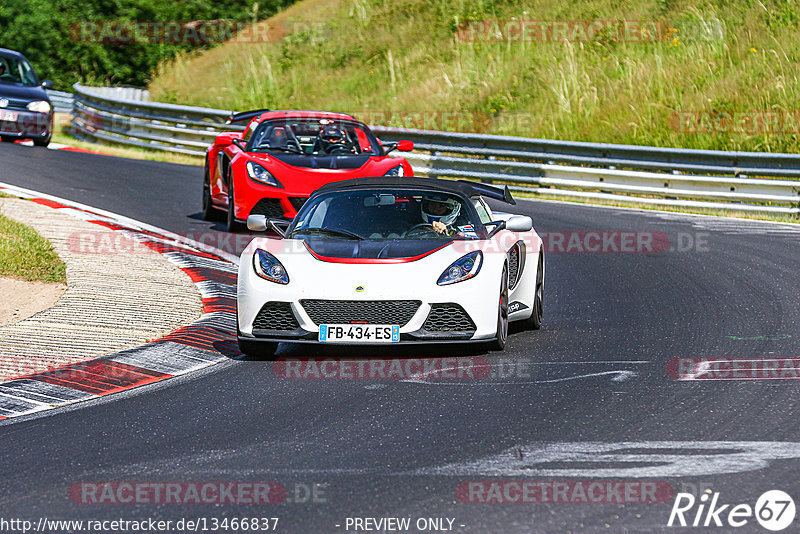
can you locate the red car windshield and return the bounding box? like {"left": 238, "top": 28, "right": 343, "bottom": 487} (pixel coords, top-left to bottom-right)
{"left": 247, "top": 118, "right": 381, "bottom": 156}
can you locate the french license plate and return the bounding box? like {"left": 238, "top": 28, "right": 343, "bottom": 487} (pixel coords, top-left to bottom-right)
{"left": 319, "top": 324, "right": 400, "bottom": 343}
{"left": 0, "top": 111, "right": 18, "bottom": 122}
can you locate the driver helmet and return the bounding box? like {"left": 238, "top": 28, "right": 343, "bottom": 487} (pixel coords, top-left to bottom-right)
{"left": 421, "top": 196, "right": 461, "bottom": 226}
{"left": 320, "top": 124, "right": 346, "bottom": 145}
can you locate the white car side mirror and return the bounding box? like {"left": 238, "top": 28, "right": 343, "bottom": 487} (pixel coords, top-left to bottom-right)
{"left": 505, "top": 215, "right": 533, "bottom": 232}
{"left": 247, "top": 215, "right": 268, "bottom": 232}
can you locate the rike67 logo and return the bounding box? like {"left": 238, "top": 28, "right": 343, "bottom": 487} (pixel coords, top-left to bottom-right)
{"left": 668, "top": 490, "right": 796, "bottom": 531}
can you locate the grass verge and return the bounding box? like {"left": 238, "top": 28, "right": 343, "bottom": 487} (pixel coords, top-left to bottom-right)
{"left": 0, "top": 206, "right": 67, "bottom": 283}
{"left": 53, "top": 132, "right": 204, "bottom": 166}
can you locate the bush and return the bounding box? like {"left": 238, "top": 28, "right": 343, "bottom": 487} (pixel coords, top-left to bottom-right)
{"left": 0, "top": 0, "right": 294, "bottom": 90}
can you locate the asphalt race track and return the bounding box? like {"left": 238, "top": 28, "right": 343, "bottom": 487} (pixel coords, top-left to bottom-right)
{"left": 2, "top": 141, "right": 800, "bottom": 532}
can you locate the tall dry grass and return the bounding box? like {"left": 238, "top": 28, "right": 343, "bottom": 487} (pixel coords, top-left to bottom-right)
{"left": 150, "top": 0, "right": 800, "bottom": 152}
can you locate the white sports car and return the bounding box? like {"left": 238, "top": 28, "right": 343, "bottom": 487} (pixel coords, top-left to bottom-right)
{"left": 237, "top": 177, "right": 544, "bottom": 356}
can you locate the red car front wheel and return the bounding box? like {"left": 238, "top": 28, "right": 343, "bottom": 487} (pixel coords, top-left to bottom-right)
{"left": 226, "top": 172, "right": 241, "bottom": 232}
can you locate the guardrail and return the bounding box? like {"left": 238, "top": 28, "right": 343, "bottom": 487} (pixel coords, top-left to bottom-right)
{"left": 72, "top": 83, "right": 238, "bottom": 156}
{"left": 46, "top": 89, "right": 74, "bottom": 113}
{"left": 70, "top": 83, "right": 800, "bottom": 215}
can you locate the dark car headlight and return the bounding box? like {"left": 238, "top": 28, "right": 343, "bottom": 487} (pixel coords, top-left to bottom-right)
{"left": 26, "top": 100, "right": 51, "bottom": 114}
{"left": 247, "top": 161, "right": 283, "bottom": 188}
{"left": 384, "top": 165, "right": 405, "bottom": 177}
{"left": 254, "top": 249, "right": 289, "bottom": 284}
{"left": 437, "top": 251, "right": 482, "bottom": 285}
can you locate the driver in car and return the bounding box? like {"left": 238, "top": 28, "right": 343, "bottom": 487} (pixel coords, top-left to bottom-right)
{"left": 314, "top": 124, "right": 352, "bottom": 155}
{"left": 421, "top": 196, "right": 464, "bottom": 236}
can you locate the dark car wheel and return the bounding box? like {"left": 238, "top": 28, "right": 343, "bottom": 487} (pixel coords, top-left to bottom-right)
{"left": 1, "top": 136, "right": 15, "bottom": 143}
{"left": 525, "top": 251, "right": 544, "bottom": 330}
{"left": 33, "top": 135, "right": 50, "bottom": 147}
{"left": 490, "top": 266, "right": 509, "bottom": 351}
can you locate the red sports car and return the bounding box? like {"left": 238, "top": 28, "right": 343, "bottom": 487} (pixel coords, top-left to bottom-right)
{"left": 203, "top": 110, "right": 414, "bottom": 231}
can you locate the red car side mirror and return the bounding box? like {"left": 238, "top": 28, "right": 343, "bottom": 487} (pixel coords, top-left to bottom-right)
{"left": 396, "top": 140, "right": 414, "bottom": 151}
{"left": 215, "top": 133, "right": 243, "bottom": 147}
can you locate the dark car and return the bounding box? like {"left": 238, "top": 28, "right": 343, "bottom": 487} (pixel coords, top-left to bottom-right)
{"left": 0, "top": 48, "right": 54, "bottom": 147}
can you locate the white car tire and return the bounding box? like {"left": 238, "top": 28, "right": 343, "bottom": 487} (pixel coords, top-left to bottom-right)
{"left": 525, "top": 251, "right": 544, "bottom": 330}
{"left": 490, "top": 266, "right": 509, "bottom": 351}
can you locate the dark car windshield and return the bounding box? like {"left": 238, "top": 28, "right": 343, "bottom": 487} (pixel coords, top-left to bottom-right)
{"left": 290, "top": 189, "right": 482, "bottom": 240}
{"left": 0, "top": 55, "right": 39, "bottom": 86}
{"left": 247, "top": 118, "right": 381, "bottom": 156}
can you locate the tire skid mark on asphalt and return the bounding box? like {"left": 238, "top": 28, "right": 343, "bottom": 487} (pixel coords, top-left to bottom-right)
{"left": 414, "top": 441, "right": 800, "bottom": 478}
{"left": 401, "top": 369, "right": 639, "bottom": 386}
{"left": 0, "top": 188, "right": 240, "bottom": 422}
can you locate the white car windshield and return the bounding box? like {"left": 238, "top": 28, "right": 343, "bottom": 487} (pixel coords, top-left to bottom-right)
{"left": 290, "top": 189, "right": 482, "bottom": 240}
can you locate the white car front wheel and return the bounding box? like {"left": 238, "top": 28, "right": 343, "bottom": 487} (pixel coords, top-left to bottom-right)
{"left": 490, "top": 266, "right": 509, "bottom": 351}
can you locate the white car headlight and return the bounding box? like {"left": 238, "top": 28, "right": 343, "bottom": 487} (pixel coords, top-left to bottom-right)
{"left": 247, "top": 161, "right": 283, "bottom": 188}
{"left": 254, "top": 249, "right": 289, "bottom": 284}
{"left": 437, "top": 251, "right": 482, "bottom": 285}
{"left": 26, "top": 100, "right": 51, "bottom": 114}
{"left": 384, "top": 165, "right": 404, "bottom": 177}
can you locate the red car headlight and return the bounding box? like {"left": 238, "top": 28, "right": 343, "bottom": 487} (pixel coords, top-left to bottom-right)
{"left": 246, "top": 161, "right": 283, "bottom": 188}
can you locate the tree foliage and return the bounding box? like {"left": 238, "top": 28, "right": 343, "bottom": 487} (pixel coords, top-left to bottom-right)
{"left": 0, "top": 0, "right": 292, "bottom": 90}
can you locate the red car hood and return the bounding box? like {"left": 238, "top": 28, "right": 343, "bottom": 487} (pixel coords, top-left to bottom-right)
{"left": 247, "top": 154, "right": 403, "bottom": 194}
